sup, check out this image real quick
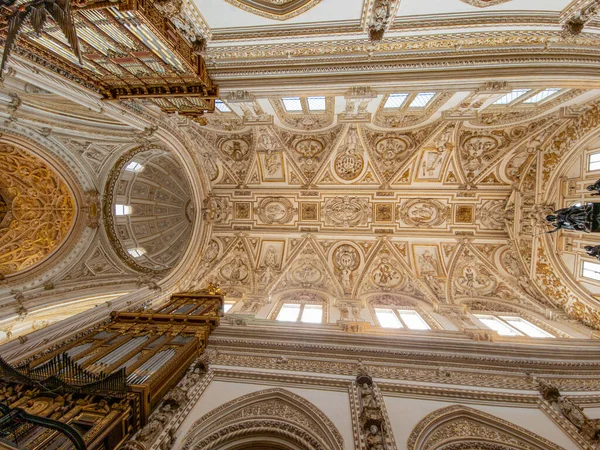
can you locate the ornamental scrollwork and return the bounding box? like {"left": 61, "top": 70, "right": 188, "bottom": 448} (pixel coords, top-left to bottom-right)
{"left": 0, "top": 144, "right": 75, "bottom": 277}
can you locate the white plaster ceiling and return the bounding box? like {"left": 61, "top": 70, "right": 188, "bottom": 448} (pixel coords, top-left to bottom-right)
{"left": 195, "top": 0, "right": 572, "bottom": 32}
{"left": 195, "top": 0, "right": 364, "bottom": 29}
{"left": 397, "top": 0, "right": 571, "bottom": 16}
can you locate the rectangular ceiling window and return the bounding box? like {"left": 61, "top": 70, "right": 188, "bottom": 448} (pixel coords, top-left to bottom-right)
{"left": 523, "top": 88, "right": 561, "bottom": 104}
{"left": 589, "top": 152, "right": 600, "bottom": 171}
{"left": 398, "top": 311, "right": 430, "bottom": 330}
{"left": 301, "top": 305, "right": 323, "bottom": 323}
{"left": 127, "top": 247, "right": 146, "bottom": 258}
{"left": 409, "top": 92, "right": 436, "bottom": 108}
{"left": 125, "top": 162, "right": 144, "bottom": 172}
{"left": 307, "top": 96, "right": 326, "bottom": 111}
{"left": 375, "top": 308, "right": 403, "bottom": 328}
{"left": 223, "top": 302, "right": 234, "bottom": 313}
{"left": 282, "top": 97, "right": 303, "bottom": 112}
{"left": 215, "top": 100, "right": 232, "bottom": 112}
{"left": 115, "top": 204, "right": 132, "bottom": 215}
{"left": 475, "top": 315, "right": 520, "bottom": 336}
{"left": 384, "top": 93, "right": 409, "bottom": 109}
{"left": 583, "top": 261, "right": 600, "bottom": 281}
{"left": 276, "top": 304, "right": 301, "bottom": 322}
{"left": 493, "top": 89, "right": 531, "bottom": 105}
{"left": 501, "top": 317, "right": 554, "bottom": 338}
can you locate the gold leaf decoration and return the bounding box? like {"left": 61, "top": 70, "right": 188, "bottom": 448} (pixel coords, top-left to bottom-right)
{"left": 0, "top": 144, "right": 75, "bottom": 276}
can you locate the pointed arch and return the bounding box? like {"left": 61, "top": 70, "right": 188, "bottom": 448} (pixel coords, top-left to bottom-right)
{"left": 407, "top": 405, "right": 565, "bottom": 450}
{"left": 181, "top": 388, "right": 344, "bottom": 450}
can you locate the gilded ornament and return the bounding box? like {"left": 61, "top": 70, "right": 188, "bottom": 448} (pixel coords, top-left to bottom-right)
{"left": 0, "top": 144, "right": 75, "bottom": 277}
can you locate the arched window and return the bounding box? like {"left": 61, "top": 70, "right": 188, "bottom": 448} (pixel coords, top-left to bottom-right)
{"left": 474, "top": 314, "right": 554, "bottom": 338}
{"left": 270, "top": 292, "right": 328, "bottom": 324}
{"left": 464, "top": 300, "right": 570, "bottom": 338}
{"left": 368, "top": 294, "right": 441, "bottom": 331}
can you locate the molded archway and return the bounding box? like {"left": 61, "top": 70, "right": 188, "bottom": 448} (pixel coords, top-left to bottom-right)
{"left": 181, "top": 388, "right": 344, "bottom": 450}
{"left": 407, "top": 405, "right": 564, "bottom": 450}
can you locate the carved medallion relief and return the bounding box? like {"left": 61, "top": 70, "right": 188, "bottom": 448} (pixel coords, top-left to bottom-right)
{"left": 217, "top": 134, "right": 254, "bottom": 184}
{"left": 323, "top": 197, "right": 371, "bottom": 228}
{"left": 333, "top": 127, "right": 365, "bottom": 182}
{"left": 371, "top": 253, "right": 403, "bottom": 289}
{"left": 294, "top": 138, "right": 325, "bottom": 179}
{"left": 256, "top": 197, "right": 296, "bottom": 224}
{"left": 398, "top": 199, "right": 450, "bottom": 228}
{"left": 333, "top": 244, "right": 360, "bottom": 294}
{"left": 219, "top": 257, "right": 250, "bottom": 283}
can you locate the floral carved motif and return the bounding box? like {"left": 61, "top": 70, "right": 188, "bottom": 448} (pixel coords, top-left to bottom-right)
{"left": 0, "top": 144, "right": 75, "bottom": 277}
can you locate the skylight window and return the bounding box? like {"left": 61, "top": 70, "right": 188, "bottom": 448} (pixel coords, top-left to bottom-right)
{"left": 523, "top": 88, "right": 561, "bottom": 104}
{"left": 375, "top": 308, "right": 432, "bottom": 330}
{"left": 277, "top": 304, "right": 301, "bottom": 322}
{"left": 590, "top": 152, "right": 600, "bottom": 171}
{"left": 493, "top": 89, "right": 530, "bottom": 105}
{"left": 125, "top": 161, "right": 144, "bottom": 173}
{"left": 282, "top": 97, "right": 303, "bottom": 112}
{"left": 409, "top": 92, "right": 436, "bottom": 108}
{"left": 384, "top": 93, "right": 409, "bottom": 109}
{"left": 307, "top": 96, "right": 326, "bottom": 111}
{"left": 215, "top": 100, "right": 232, "bottom": 112}
{"left": 398, "top": 311, "right": 430, "bottom": 330}
{"left": 475, "top": 315, "right": 520, "bottom": 336}
{"left": 502, "top": 317, "right": 553, "bottom": 338}
{"left": 583, "top": 261, "right": 600, "bottom": 281}
{"left": 128, "top": 247, "right": 146, "bottom": 258}
{"left": 375, "top": 309, "right": 403, "bottom": 328}
{"left": 115, "top": 204, "right": 132, "bottom": 216}
{"left": 301, "top": 305, "right": 323, "bottom": 323}
{"left": 276, "top": 303, "right": 323, "bottom": 323}
{"left": 475, "top": 314, "right": 554, "bottom": 338}
{"left": 224, "top": 302, "right": 234, "bottom": 313}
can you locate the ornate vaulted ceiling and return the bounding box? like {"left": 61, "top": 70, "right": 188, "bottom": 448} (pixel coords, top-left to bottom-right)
{"left": 187, "top": 82, "right": 600, "bottom": 330}
{"left": 4, "top": 0, "right": 600, "bottom": 342}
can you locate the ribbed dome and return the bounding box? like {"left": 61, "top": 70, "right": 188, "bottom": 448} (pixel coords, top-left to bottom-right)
{"left": 106, "top": 149, "right": 194, "bottom": 273}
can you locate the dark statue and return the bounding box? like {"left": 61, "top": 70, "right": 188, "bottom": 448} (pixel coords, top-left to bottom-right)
{"left": 585, "top": 245, "right": 600, "bottom": 261}
{"left": 546, "top": 203, "right": 600, "bottom": 233}
{"left": 587, "top": 179, "right": 600, "bottom": 196}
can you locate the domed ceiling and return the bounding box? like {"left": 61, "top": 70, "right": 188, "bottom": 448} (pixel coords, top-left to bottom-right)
{"left": 0, "top": 144, "right": 75, "bottom": 278}
{"left": 105, "top": 149, "right": 194, "bottom": 274}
